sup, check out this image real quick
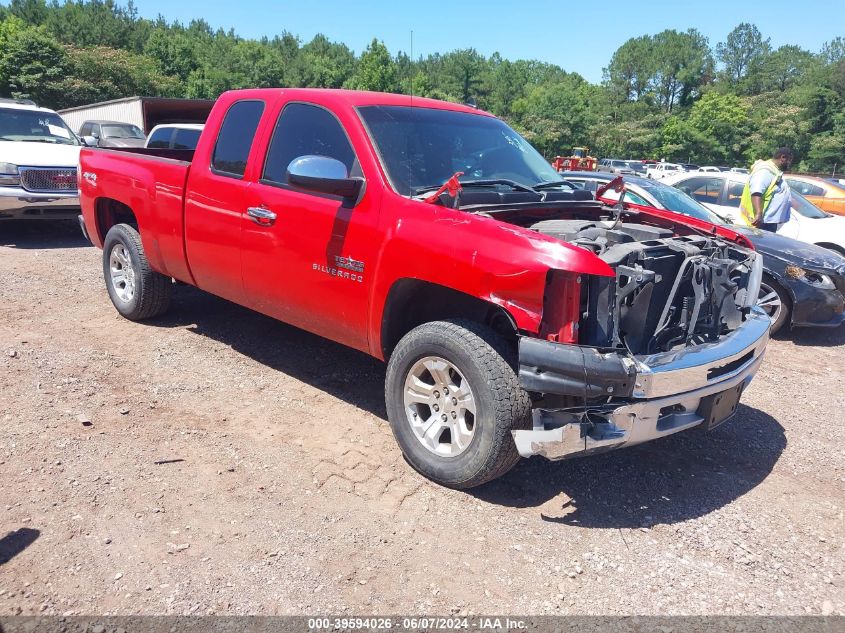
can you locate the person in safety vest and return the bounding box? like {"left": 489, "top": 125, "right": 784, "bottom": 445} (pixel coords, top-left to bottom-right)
{"left": 740, "top": 147, "right": 794, "bottom": 232}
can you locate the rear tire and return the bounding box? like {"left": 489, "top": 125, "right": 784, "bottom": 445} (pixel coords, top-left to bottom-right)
{"left": 103, "top": 223, "right": 172, "bottom": 321}
{"left": 385, "top": 319, "right": 530, "bottom": 489}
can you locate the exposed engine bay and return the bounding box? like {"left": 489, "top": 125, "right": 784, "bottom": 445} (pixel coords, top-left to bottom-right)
{"left": 528, "top": 218, "right": 762, "bottom": 355}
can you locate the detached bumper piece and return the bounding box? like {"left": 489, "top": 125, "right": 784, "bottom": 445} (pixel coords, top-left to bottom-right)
{"left": 513, "top": 307, "right": 771, "bottom": 460}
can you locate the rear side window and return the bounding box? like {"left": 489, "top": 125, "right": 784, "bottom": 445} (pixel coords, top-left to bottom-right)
{"left": 212, "top": 100, "right": 265, "bottom": 178}
{"left": 786, "top": 178, "right": 825, "bottom": 197}
{"left": 262, "top": 103, "right": 356, "bottom": 186}
{"left": 173, "top": 128, "right": 201, "bottom": 150}
{"left": 725, "top": 181, "right": 744, "bottom": 207}
{"left": 676, "top": 176, "right": 723, "bottom": 204}
{"left": 146, "top": 128, "right": 172, "bottom": 149}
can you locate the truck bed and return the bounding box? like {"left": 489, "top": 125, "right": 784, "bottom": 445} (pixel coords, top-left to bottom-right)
{"left": 78, "top": 147, "right": 194, "bottom": 283}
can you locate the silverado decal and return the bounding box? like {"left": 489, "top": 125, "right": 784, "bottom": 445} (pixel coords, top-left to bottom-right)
{"left": 313, "top": 262, "right": 363, "bottom": 283}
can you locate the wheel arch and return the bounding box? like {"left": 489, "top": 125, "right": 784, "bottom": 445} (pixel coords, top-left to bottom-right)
{"left": 379, "top": 278, "right": 519, "bottom": 361}
{"left": 814, "top": 242, "right": 845, "bottom": 257}
{"left": 94, "top": 197, "right": 138, "bottom": 245}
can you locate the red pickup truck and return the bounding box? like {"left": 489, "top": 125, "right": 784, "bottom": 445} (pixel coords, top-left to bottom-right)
{"left": 78, "top": 88, "right": 770, "bottom": 488}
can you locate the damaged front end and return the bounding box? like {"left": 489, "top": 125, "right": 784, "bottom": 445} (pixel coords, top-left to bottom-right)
{"left": 513, "top": 219, "right": 769, "bottom": 460}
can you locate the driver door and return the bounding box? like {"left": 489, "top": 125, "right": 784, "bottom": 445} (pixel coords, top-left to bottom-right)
{"left": 240, "top": 100, "right": 379, "bottom": 351}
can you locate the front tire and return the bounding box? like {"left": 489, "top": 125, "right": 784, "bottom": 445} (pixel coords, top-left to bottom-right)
{"left": 757, "top": 275, "right": 790, "bottom": 335}
{"left": 385, "top": 319, "right": 530, "bottom": 489}
{"left": 103, "top": 223, "right": 172, "bottom": 321}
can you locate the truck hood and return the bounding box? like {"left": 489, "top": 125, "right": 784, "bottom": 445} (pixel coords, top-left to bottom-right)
{"left": 733, "top": 225, "right": 845, "bottom": 273}
{"left": 0, "top": 141, "right": 82, "bottom": 168}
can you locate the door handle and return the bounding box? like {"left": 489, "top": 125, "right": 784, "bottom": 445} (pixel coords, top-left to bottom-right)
{"left": 247, "top": 207, "right": 277, "bottom": 225}
{"left": 247, "top": 207, "right": 277, "bottom": 226}
{"left": 246, "top": 207, "right": 276, "bottom": 226}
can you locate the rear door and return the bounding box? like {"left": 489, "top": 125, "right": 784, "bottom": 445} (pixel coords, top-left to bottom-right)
{"left": 184, "top": 99, "right": 267, "bottom": 303}
{"left": 240, "top": 100, "right": 379, "bottom": 351}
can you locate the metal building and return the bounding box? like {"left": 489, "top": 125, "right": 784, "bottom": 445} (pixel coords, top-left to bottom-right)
{"left": 58, "top": 96, "right": 214, "bottom": 135}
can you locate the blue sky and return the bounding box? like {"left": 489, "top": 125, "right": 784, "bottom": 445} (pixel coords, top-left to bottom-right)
{"left": 134, "top": 0, "right": 844, "bottom": 83}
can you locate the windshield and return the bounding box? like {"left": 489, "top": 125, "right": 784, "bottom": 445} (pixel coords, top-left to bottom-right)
{"left": 635, "top": 179, "right": 725, "bottom": 224}
{"left": 358, "top": 105, "right": 562, "bottom": 195}
{"left": 101, "top": 124, "right": 144, "bottom": 139}
{"left": 626, "top": 161, "right": 646, "bottom": 172}
{"left": 790, "top": 191, "right": 829, "bottom": 219}
{"left": 0, "top": 108, "right": 80, "bottom": 145}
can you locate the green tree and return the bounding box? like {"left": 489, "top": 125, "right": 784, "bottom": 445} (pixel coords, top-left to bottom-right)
{"left": 761, "top": 45, "right": 816, "bottom": 92}
{"left": 440, "top": 48, "right": 486, "bottom": 104}
{"left": 296, "top": 34, "right": 355, "bottom": 88}
{"left": 687, "top": 91, "right": 750, "bottom": 162}
{"left": 651, "top": 29, "right": 714, "bottom": 112}
{"left": 744, "top": 92, "right": 810, "bottom": 164}
{"left": 604, "top": 35, "right": 655, "bottom": 102}
{"left": 486, "top": 55, "right": 531, "bottom": 117}
{"left": 821, "top": 37, "right": 845, "bottom": 65}
{"left": 52, "top": 45, "right": 180, "bottom": 108}
{"left": 344, "top": 39, "right": 397, "bottom": 92}
{"left": 144, "top": 28, "right": 198, "bottom": 82}
{"left": 716, "top": 23, "right": 770, "bottom": 93}
{"left": 0, "top": 21, "right": 69, "bottom": 104}
{"left": 511, "top": 77, "right": 595, "bottom": 158}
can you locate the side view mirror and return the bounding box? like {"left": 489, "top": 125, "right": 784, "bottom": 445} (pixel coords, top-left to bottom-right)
{"left": 287, "top": 155, "right": 363, "bottom": 201}
{"left": 82, "top": 135, "right": 97, "bottom": 147}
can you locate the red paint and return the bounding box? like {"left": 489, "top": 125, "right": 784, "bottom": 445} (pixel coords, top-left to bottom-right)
{"left": 79, "top": 88, "right": 753, "bottom": 362}
{"left": 539, "top": 271, "right": 581, "bottom": 344}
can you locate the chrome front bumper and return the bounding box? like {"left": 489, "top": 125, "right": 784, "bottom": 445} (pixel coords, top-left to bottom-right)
{"left": 0, "top": 186, "right": 80, "bottom": 219}
{"left": 513, "top": 307, "right": 771, "bottom": 460}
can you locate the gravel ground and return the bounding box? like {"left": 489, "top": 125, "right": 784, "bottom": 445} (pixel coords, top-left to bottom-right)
{"left": 0, "top": 220, "right": 843, "bottom": 616}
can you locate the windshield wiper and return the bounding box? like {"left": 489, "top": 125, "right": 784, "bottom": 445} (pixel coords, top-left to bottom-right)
{"left": 532, "top": 180, "right": 574, "bottom": 191}
{"left": 412, "top": 178, "right": 537, "bottom": 197}
{"left": 458, "top": 179, "right": 538, "bottom": 193}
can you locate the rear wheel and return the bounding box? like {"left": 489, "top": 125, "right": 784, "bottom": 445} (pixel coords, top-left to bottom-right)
{"left": 757, "top": 276, "right": 790, "bottom": 334}
{"left": 103, "top": 223, "right": 172, "bottom": 320}
{"left": 385, "top": 319, "right": 530, "bottom": 489}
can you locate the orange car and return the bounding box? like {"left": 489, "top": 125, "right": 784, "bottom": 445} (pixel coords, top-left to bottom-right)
{"left": 785, "top": 175, "right": 845, "bottom": 216}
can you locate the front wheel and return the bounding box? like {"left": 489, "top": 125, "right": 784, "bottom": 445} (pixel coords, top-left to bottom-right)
{"left": 385, "top": 319, "right": 530, "bottom": 489}
{"left": 757, "top": 276, "right": 790, "bottom": 334}
{"left": 103, "top": 223, "right": 172, "bottom": 320}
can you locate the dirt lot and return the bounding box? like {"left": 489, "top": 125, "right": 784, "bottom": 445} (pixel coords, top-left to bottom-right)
{"left": 1, "top": 220, "right": 843, "bottom": 617}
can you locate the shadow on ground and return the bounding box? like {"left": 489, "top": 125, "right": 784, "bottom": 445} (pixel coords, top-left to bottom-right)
{"left": 0, "top": 528, "right": 40, "bottom": 565}
{"left": 0, "top": 220, "right": 90, "bottom": 249}
{"left": 145, "top": 285, "right": 785, "bottom": 529}
{"left": 150, "top": 284, "right": 387, "bottom": 419}
{"left": 788, "top": 323, "right": 845, "bottom": 348}
{"left": 474, "top": 404, "right": 785, "bottom": 528}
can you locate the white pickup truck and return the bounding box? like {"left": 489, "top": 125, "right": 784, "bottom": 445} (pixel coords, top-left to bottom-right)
{"left": 0, "top": 98, "right": 83, "bottom": 221}
{"left": 647, "top": 162, "right": 684, "bottom": 180}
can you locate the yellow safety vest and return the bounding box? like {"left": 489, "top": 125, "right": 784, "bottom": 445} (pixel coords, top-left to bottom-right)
{"left": 739, "top": 160, "right": 782, "bottom": 225}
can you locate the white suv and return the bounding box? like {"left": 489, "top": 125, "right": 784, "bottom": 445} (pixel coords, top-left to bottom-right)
{"left": 0, "top": 98, "right": 83, "bottom": 220}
